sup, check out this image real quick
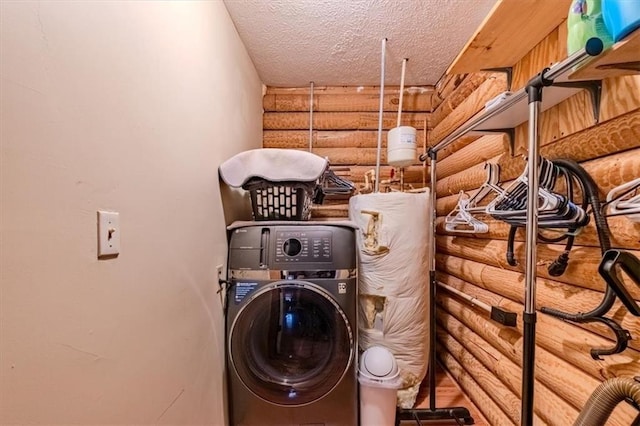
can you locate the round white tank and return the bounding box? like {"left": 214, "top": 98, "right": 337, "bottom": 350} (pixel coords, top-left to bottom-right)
{"left": 387, "top": 126, "right": 416, "bottom": 167}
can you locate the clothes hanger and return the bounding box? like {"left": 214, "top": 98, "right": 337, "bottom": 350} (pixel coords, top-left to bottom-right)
{"left": 486, "top": 157, "right": 564, "bottom": 221}
{"left": 491, "top": 157, "right": 590, "bottom": 276}
{"left": 445, "top": 196, "right": 490, "bottom": 233}
{"left": 604, "top": 178, "right": 640, "bottom": 222}
{"left": 465, "top": 163, "right": 504, "bottom": 209}
{"left": 488, "top": 157, "right": 590, "bottom": 229}
{"left": 444, "top": 163, "right": 503, "bottom": 233}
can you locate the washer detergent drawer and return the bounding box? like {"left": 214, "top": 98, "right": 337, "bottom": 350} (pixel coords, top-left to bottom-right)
{"left": 228, "top": 281, "right": 354, "bottom": 407}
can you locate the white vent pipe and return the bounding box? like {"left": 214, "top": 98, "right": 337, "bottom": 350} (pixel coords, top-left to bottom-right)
{"left": 374, "top": 38, "right": 387, "bottom": 193}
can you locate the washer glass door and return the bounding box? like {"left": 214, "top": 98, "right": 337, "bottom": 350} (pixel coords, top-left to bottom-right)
{"left": 229, "top": 281, "right": 353, "bottom": 406}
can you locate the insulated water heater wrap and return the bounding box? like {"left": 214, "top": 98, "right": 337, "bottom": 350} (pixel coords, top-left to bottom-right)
{"left": 349, "top": 191, "right": 431, "bottom": 408}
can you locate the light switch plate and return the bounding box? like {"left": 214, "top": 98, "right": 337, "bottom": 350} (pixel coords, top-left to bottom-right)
{"left": 98, "top": 211, "right": 120, "bottom": 258}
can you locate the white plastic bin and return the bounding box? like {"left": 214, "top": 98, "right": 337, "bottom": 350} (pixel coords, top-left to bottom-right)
{"left": 359, "top": 346, "right": 402, "bottom": 426}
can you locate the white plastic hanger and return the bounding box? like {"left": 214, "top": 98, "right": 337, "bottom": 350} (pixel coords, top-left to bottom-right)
{"left": 606, "top": 178, "right": 640, "bottom": 223}
{"left": 444, "top": 163, "right": 503, "bottom": 233}
{"left": 445, "top": 195, "right": 490, "bottom": 233}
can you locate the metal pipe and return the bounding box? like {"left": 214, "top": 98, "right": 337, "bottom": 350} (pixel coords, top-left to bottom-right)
{"left": 521, "top": 95, "right": 541, "bottom": 426}
{"left": 374, "top": 38, "right": 387, "bottom": 193}
{"left": 423, "top": 119, "right": 427, "bottom": 187}
{"left": 545, "top": 37, "right": 604, "bottom": 81}
{"left": 522, "top": 39, "right": 602, "bottom": 425}
{"left": 428, "top": 151, "right": 437, "bottom": 410}
{"left": 429, "top": 152, "right": 437, "bottom": 272}
{"left": 437, "top": 281, "right": 517, "bottom": 327}
{"left": 309, "top": 81, "right": 314, "bottom": 152}
{"left": 437, "top": 282, "right": 492, "bottom": 312}
{"left": 524, "top": 102, "right": 540, "bottom": 321}
{"left": 418, "top": 90, "right": 527, "bottom": 160}
{"left": 397, "top": 58, "right": 408, "bottom": 128}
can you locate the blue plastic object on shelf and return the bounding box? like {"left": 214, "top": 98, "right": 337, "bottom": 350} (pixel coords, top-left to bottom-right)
{"left": 602, "top": 0, "right": 640, "bottom": 41}
{"left": 567, "top": 0, "right": 614, "bottom": 54}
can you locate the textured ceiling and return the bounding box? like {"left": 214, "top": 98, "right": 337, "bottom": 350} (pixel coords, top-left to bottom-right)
{"left": 223, "top": 0, "right": 498, "bottom": 87}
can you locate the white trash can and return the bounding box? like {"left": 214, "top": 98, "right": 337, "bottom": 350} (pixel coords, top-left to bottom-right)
{"left": 359, "top": 346, "right": 402, "bottom": 426}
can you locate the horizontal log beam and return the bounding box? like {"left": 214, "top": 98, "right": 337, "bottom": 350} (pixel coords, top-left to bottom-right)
{"left": 436, "top": 253, "right": 640, "bottom": 351}
{"left": 436, "top": 316, "right": 580, "bottom": 424}
{"left": 436, "top": 334, "right": 521, "bottom": 424}
{"left": 437, "top": 276, "right": 640, "bottom": 425}
{"left": 436, "top": 272, "right": 640, "bottom": 381}
{"left": 438, "top": 349, "right": 517, "bottom": 426}
{"left": 436, "top": 147, "right": 640, "bottom": 202}
{"left": 436, "top": 235, "right": 640, "bottom": 299}
{"left": 430, "top": 73, "right": 508, "bottom": 145}
{"left": 336, "top": 165, "right": 425, "bottom": 184}
{"left": 436, "top": 155, "right": 502, "bottom": 196}
{"left": 435, "top": 215, "right": 640, "bottom": 250}
{"left": 430, "top": 110, "right": 639, "bottom": 203}
{"left": 434, "top": 134, "right": 482, "bottom": 161}
{"left": 310, "top": 204, "right": 348, "bottom": 219}
{"left": 303, "top": 148, "right": 423, "bottom": 167}
{"left": 314, "top": 147, "right": 388, "bottom": 166}
{"left": 263, "top": 112, "right": 429, "bottom": 130}
{"left": 265, "top": 85, "right": 434, "bottom": 96}
{"left": 263, "top": 129, "right": 427, "bottom": 149}
{"left": 436, "top": 134, "right": 507, "bottom": 180}
{"left": 500, "top": 110, "right": 640, "bottom": 184}
{"left": 433, "top": 74, "right": 466, "bottom": 108}
{"left": 431, "top": 73, "right": 491, "bottom": 128}
{"left": 263, "top": 92, "right": 433, "bottom": 112}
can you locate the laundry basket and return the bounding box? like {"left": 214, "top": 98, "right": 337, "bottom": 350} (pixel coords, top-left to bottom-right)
{"left": 243, "top": 178, "right": 316, "bottom": 221}
{"left": 219, "top": 148, "right": 329, "bottom": 221}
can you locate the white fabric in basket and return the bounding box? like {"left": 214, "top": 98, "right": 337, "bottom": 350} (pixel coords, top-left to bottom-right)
{"left": 219, "top": 148, "right": 328, "bottom": 187}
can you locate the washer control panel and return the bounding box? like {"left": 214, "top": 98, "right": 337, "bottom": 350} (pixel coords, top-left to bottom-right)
{"left": 275, "top": 230, "right": 332, "bottom": 263}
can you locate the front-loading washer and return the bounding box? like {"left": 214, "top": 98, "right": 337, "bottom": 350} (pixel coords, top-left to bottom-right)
{"left": 226, "top": 222, "right": 358, "bottom": 426}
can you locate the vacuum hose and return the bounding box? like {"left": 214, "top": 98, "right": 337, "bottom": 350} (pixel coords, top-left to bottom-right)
{"left": 541, "top": 158, "right": 616, "bottom": 320}
{"left": 539, "top": 159, "right": 634, "bottom": 359}
{"left": 574, "top": 377, "right": 640, "bottom": 426}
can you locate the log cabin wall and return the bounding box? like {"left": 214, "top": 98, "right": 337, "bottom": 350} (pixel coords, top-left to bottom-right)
{"left": 262, "top": 85, "right": 432, "bottom": 218}
{"left": 262, "top": 25, "right": 640, "bottom": 426}
{"left": 432, "top": 24, "right": 640, "bottom": 426}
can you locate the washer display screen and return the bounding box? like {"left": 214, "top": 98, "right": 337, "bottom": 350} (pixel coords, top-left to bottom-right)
{"left": 229, "top": 282, "right": 353, "bottom": 406}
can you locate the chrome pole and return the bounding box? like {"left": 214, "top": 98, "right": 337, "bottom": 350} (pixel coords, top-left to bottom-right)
{"left": 521, "top": 85, "right": 542, "bottom": 426}
{"left": 428, "top": 150, "right": 437, "bottom": 409}
{"left": 308, "top": 81, "right": 314, "bottom": 152}
{"left": 374, "top": 38, "right": 387, "bottom": 193}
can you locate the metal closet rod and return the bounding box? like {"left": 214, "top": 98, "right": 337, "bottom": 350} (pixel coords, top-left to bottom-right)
{"left": 418, "top": 37, "right": 604, "bottom": 161}
{"left": 437, "top": 281, "right": 517, "bottom": 326}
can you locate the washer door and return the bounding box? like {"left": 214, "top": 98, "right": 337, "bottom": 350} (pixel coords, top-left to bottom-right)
{"left": 229, "top": 280, "right": 353, "bottom": 406}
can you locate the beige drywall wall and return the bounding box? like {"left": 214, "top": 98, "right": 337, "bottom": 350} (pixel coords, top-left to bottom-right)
{"left": 0, "top": 1, "right": 262, "bottom": 424}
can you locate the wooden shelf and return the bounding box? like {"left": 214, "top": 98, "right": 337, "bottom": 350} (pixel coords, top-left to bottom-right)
{"left": 447, "top": 0, "right": 572, "bottom": 75}
{"left": 431, "top": 62, "right": 599, "bottom": 154}
{"left": 433, "top": 11, "right": 637, "bottom": 157}
{"left": 473, "top": 85, "right": 588, "bottom": 133}
{"left": 569, "top": 29, "right": 640, "bottom": 80}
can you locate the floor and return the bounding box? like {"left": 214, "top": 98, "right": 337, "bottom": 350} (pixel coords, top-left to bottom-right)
{"left": 398, "top": 364, "right": 487, "bottom": 426}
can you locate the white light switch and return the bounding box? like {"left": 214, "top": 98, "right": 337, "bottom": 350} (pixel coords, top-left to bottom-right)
{"left": 98, "top": 211, "right": 120, "bottom": 258}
